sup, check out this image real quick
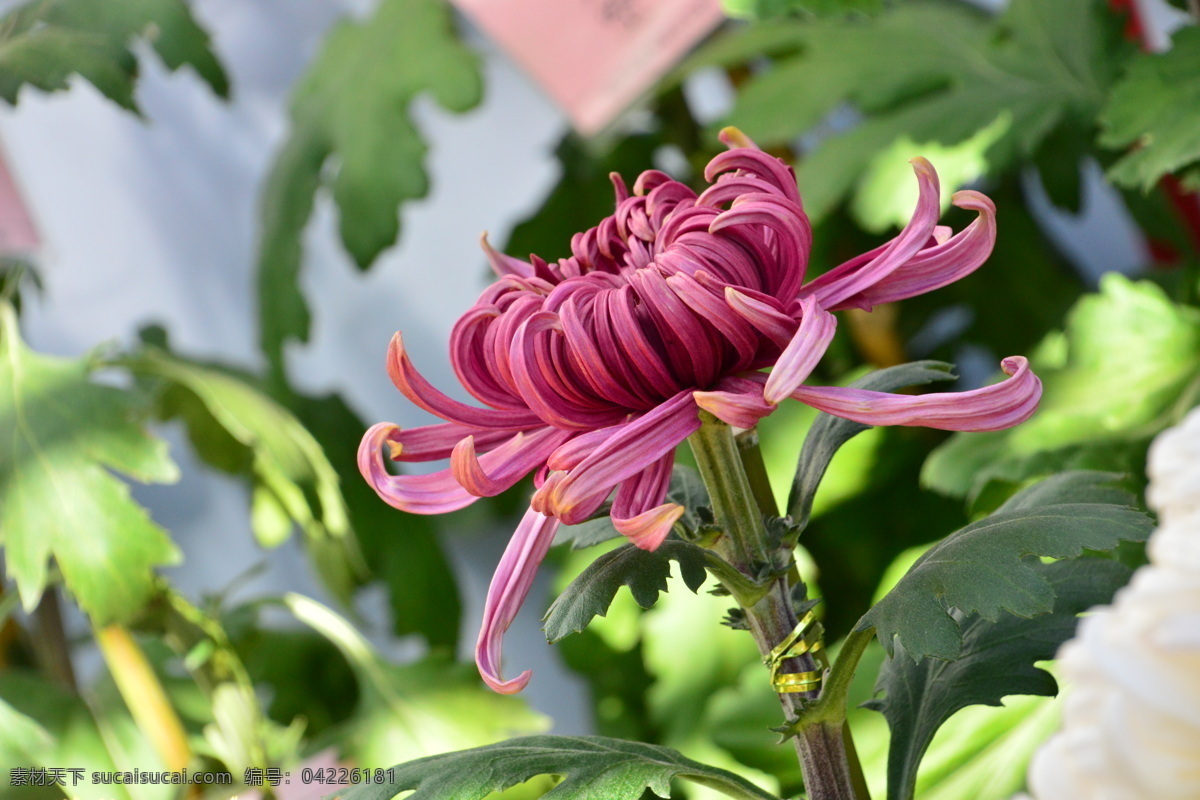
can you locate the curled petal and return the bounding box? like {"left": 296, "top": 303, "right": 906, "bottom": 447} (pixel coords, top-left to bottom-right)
{"left": 547, "top": 425, "right": 623, "bottom": 471}
{"left": 725, "top": 287, "right": 796, "bottom": 349}
{"left": 791, "top": 356, "right": 1042, "bottom": 432}
{"left": 694, "top": 374, "right": 773, "bottom": 429}
{"left": 799, "top": 158, "right": 941, "bottom": 310}
{"left": 548, "top": 392, "right": 700, "bottom": 520}
{"left": 387, "top": 333, "right": 543, "bottom": 430}
{"left": 481, "top": 233, "right": 534, "bottom": 278}
{"left": 763, "top": 296, "right": 837, "bottom": 405}
{"left": 451, "top": 427, "right": 571, "bottom": 497}
{"left": 475, "top": 508, "right": 560, "bottom": 693}
{"left": 611, "top": 454, "right": 677, "bottom": 551}
{"left": 854, "top": 190, "right": 997, "bottom": 308}
{"left": 358, "top": 423, "right": 478, "bottom": 514}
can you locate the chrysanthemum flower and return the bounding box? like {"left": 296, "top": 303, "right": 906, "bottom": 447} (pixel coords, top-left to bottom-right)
{"left": 359, "top": 131, "right": 1041, "bottom": 694}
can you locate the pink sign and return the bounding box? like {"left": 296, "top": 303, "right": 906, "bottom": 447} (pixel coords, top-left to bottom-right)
{"left": 0, "top": 141, "right": 39, "bottom": 257}
{"left": 452, "top": 0, "right": 725, "bottom": 136}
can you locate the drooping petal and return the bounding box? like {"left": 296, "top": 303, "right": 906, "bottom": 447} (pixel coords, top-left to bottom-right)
{"left": 694, "top": 374, "right": 774, "bottom": 429}
{"left": 384, "top": 422, "right": 518, "bottom": 462}
{"left": 612, "top": 453, "right": 680, "bottom": 551}
{"left": 358, "top": 423, "right": 478, "bottom": 514}
{"left": 791, "top": 356, "right": 1042, "bottom": 431}
{"left": 725, "top": 287, "right": 796, "bottom": 349}
{"left": 798, "top": 158, "right": 941, "bottom": 310}
{"left": 547, "top": 391, "right": 701, "bottom": 522}
{"left": 387, "top": 333, "right": 543, "bottom": 430}
{"left": 451, "top": 427, "right": 572, "bottom": 497}
{"left": 763, "top": 296, "right": 837, "bottom": 405}
{"left": 475, "top": 508, "right": 560, "bottom": 694}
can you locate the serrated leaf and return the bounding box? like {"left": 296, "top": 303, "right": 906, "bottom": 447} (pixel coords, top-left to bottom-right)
{"left": 257, "top": 0, "right": 482, "bottom": 378}
{"left": 923, "top": 275, "right": 1200, "bottom": 500}
{"left": 339, "top": 735, "right": 779, "bottom": 800}
{"left": 1101, "top": 26, "right": 1200, "bottom": 191}
{"left": 0, "top": 0, "right": 228, "bottom": 111}
{"left": 857, "top": 471, "right": 1151, "bottom": 660}
{"left": 285, "top": 594, "right": 546, "bottom": 769}
{"left": 0, "top": 304, "right": 180, "bottom": 622}
{"left": 788, "top": 360, "right": 956, "bottom": 528}
{"left": 129, "top": 349, "right": 364, "bottom": 602}
{"left": 544, "top": 541, "right": 709, "bottom": 643}
{"left": 869, "top": 557, "right": 1132, "bottom": 800}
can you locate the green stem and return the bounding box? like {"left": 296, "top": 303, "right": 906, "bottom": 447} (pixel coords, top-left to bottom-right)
{"left": 688, "top": 414, "right": 863, "bottom": 800}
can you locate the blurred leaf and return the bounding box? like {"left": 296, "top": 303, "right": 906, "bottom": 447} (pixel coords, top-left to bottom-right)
{"left": 857, "top": 471, "right": 1152, "bottom": 659}
{"left": 257, "top": 0, "right": 482, "bottom": 378}
{"left": 130, "top": 348, "right": 364, "bottom": 602}
{"left": 340, "top": 735, "right": 779, "bottom": 800}
{"left": 722, "top": 0, "right": 884, "bottom": 19}
{"left": 0, "top": 303, "right": 180, "bottom": 622}
{"left": 0, "top": 695, "right": 53, "bottom": 766}
{"left": 719, "top": 0, "right": 1121, "bottom": 221}
{"left": 285, "top": 594, "right": 547, "bottom": 768}
{"left": 788, "top": 360, "right": 956, "bottom": 529}
{"left": 284, "top": 391, "right": 461, "bottom": 647}
{"left": 1101, "top": 26, "right": 1200, "bottom": 191}
{"left": 924, "top": 275, "right": 1200, "bottom": 499}
{"left": 663, "top": 21, "right": 806, "bottom": 94}
{"left": 544, "top": 541, "right": 708, "bottom": 643}
{"left": 868, "top": 557, "right": 1132, "bottom": 800}
{"left": 0, "top": 0, "right": 228, "bottom": 110}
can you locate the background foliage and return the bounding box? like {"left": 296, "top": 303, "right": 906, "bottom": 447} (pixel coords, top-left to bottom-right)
{"left": 1, "top": 0, "right": 1198, "bottom": 798}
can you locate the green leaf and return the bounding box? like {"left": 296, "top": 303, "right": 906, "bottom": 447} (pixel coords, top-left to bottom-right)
{"left": 129, "top": 349, "right": 364, "bottom": 602}
{"left": 717, "top": 0, "right": 1121, "bottom": 222}
{"left": 339, "top": 735, "right": 780, "bottom": 800}
{"left": 1101, "top": 26, "right": 1200, "bottom": 191}
{"left": 787, "top": 360, "right": 956, "bottom": 528}
{"left": 0, "top": 303, "right": 180, "bottom": 622}
{"left": 0, "top": 0, "right": 228, "bottom": 111}
{"left": 722, "top": 0, "right": 884, "bottom": 20}
{"left": 868, "top": 557, "right": 1133, "bottom": 800}
{"left": 857, "top": 471, "right": 1152, "bottom": 660}
{"left": 285, "top": 594, "right": 547, "bottom": 768}
{"left": 924, "top": 275, "right": 1200, "bottom": 500}
{"left": 257, "top": 0, "right": 482, "bottom": 378}
{"left": 544, "top": 540, "right": 709, "bottom": 643}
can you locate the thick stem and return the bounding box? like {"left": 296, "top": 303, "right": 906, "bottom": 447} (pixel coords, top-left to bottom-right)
{"left": 689, "top": 414, "right": 862, "bottom": 800}
{"left": 31, "top": 589, "right": 78, "bottom": 691}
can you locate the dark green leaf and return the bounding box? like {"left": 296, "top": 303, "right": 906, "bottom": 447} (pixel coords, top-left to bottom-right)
{"left": 0, "top": 303, "right": 180, "bottom": 623}
{"left": 129, "top": 349, "right": 365, "bottom": 602}
{"left": 868, "top": 558, "right": 1133, "bottom": 800}
{"left": 857, "top": 471, "right": 1152, "bottom": 660}
{"left": 1101, "top": 26, "right": 1200, "bottom": 191}
{"left": 339, "top": 735, "right": 779, "bottom": 800}
{"left": 0, "top": 0, "right": 228, "bottom": 111}
{"left": 555, "top": 515, "right": 621, "bottom": 550}
{"left": 544, "top": 541, "right": 708, "bottom": 643}
{"left": 257, "top": 0, "right": 482, "bottom": 378}
{"left": 787, "top": 360, "right": 956, "bottom": 527}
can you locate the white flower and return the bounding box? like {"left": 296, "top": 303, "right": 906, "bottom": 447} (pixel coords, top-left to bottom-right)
{"left": 1025, "top": 408, "right": 1200, "bottom": 799}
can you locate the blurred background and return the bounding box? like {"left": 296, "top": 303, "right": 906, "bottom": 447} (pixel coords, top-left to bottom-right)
{"left": 1, "top": 0, "right": 1198, "bottom": 798}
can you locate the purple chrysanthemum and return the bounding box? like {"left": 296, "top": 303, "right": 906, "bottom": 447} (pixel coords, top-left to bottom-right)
{"left": 359, "top": 132, "right": 1041, "bottom": 694}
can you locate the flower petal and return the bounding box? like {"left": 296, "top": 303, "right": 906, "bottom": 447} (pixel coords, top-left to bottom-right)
{"left": 358, "top": 423, "right": 478, "bottom": 514}
{"left": 791, "top": 356, "right": 1042, "bottom": 431}
{"left": 451, "top": 427, "right": 572, "bottom": 497}
{"left": 475, "top": 508, "right": 560, "bottom": 694}
{"left": 481, "top": 232, "right": 534, "bottom": 278}
{"left": 763, "top": 296, "right": 837, "bottom": 405}
{"left": 694, "top": 374, "right": 774, "bottom": 429}
{"left": 799, "top": 157, "right": 940, "bottom": 310}
{"left": 612, "top": 454, "right": 680, "bottom": 551}
{"left": 387, "top": 333, "right": 543, "bottom": 430}
{"left": 384, "top": 422, "right": 519, "bottom": 462}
